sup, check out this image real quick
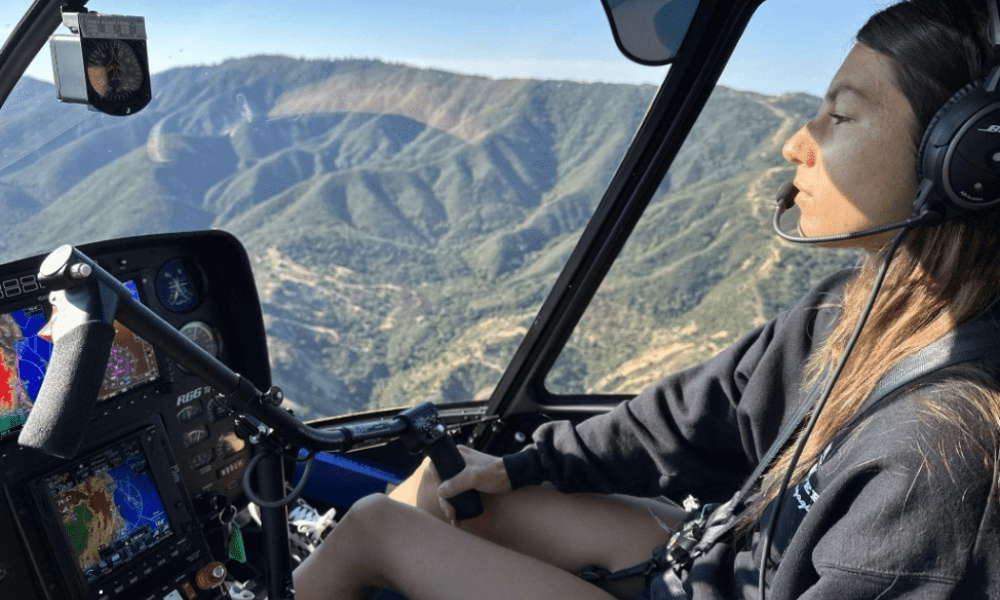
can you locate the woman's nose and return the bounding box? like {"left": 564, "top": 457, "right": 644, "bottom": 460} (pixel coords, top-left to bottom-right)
{"left": 782, "top": 125, "right": 815, "bottom": 167}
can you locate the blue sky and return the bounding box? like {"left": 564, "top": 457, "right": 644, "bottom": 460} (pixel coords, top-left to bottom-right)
{"left": 3, "top": 0, "right": 892, "bottom": 96}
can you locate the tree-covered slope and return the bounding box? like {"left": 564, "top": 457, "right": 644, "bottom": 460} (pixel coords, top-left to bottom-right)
{"left": 0, "top": 58, "right": 856, "bottom": 419}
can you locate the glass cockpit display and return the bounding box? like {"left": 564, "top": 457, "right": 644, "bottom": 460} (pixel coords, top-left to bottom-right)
{"left": 0, "top": 304, "right": 48, "bottom": 432}
{"left": 100, "top": 281, "right": 160, "bottom": 401}
{"left": 0, "top": 280, "right": 160, "bottom": 434}
{"left": 41, "top": 437, "right": 173, "bottom": 582}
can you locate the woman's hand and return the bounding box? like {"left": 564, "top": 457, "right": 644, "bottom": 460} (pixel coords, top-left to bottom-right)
{"left": 434, "top": 445, "right": 512, "bottom": 522}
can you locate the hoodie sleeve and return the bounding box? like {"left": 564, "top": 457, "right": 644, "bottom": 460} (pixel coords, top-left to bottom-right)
{"left": 503, "top": 269, "right": 853, "bottom": 499}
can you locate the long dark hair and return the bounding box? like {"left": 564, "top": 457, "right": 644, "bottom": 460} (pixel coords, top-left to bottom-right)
{"left": 745, "top": 0, "right": 1000, "bottom": 527}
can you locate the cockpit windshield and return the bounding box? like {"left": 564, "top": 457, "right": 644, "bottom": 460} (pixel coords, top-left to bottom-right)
{"left": 0, "top": 0, "right": 671, "bottom": 421}
{"left": 0, "top": 0, "right": 876, "bottom": 422}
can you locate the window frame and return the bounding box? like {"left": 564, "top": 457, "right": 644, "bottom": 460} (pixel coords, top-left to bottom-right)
{"left": 472, "top": 0, "right": 766, "bottom": 449}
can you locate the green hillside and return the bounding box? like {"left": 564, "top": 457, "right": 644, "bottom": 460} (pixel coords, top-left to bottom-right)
{"left": 0, "top": 58, "right": 857, "bottom": 419}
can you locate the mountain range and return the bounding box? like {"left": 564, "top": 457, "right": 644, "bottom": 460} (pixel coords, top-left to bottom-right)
{"left": 0, "top": 57, "right": 857, "bottom": 419}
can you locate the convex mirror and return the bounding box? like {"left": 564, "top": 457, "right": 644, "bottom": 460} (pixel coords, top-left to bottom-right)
{"left": 601, "top": 0, "right": 701, "bottom": 64}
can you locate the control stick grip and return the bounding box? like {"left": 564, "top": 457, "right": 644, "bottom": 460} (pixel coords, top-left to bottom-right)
{"left": 425, "top": 435, "right": 484, "bottom": 520}
{"left": 19, "top": 321, "right": 116, "bottom": 459}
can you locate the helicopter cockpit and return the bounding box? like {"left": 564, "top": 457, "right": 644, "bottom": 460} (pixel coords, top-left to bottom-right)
{"left": 0, "top": 0, "right": 887, "bottom": 598}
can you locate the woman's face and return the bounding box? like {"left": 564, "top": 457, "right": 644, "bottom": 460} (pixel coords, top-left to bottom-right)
{"left": 782, "top": 43, "right": 919, "bottom": 250}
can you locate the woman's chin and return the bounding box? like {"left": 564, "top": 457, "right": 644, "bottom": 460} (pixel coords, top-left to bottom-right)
{"left": 795, "top": 221, "right": 863, "bottom": 249}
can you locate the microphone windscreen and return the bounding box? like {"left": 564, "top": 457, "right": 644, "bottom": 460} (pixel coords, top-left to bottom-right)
{"left": 773, "top": 182, "right": 804, "bottom": 238}
{"left": 19, "top": 321, "right": 115, "bottom": 459}
{"left": 776, "top": 181, "right": 798, "bottom": 209}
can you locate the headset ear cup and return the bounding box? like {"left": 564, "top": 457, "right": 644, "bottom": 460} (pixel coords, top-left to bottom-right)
{"left": 917, "top": 78, "right": 983, "bottom": 181}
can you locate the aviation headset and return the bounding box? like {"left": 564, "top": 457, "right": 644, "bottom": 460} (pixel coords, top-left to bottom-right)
{"left": 773, "top": 0, "right": 1000, "bottom": 242}
{"left": 917, "top": 0, "right": 1000, "bottom": 220}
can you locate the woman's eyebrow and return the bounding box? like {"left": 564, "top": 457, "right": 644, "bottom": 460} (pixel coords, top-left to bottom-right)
{"left": 826, "top": 83, "right": 872, "bottom": 103}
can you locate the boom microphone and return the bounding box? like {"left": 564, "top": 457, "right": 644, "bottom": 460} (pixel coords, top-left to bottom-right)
{"left": 771, "top": 180, "right": 938, "bottom": 244}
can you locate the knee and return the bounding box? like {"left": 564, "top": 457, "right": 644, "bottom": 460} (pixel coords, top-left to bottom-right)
{"left": 335, "top": 494, "right": 417, "bottom": 551}
{"left": 338, "top": 493, "right": 399, "bottom": 537}
{"left": 335, "top": 494, "right": 435, "bottom": 583}
{"left": 294, "top": 495, "right": 403, "bottom": 596}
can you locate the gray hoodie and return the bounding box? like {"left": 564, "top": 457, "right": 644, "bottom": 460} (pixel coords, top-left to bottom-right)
{"left": 503, "top": 269, "right": 1000, "bottom": 599}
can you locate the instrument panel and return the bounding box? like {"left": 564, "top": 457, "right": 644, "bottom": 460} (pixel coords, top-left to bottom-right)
{"left": 0, "top": 231, "right": 272, "bottom": 599}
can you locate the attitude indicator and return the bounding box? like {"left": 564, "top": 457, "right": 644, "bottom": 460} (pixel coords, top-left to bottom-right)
{"left": 155, "top": 259, "right": 201, "bottom": 313}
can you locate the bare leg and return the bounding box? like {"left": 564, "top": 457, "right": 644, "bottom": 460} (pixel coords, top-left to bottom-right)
{"left": 389, "top": 458, "right": 684, "bottom": 598}
{"left": 295, "top": 460, "right": 685, "bottom": 599}
{"left": 295, "top": 493, "right": 631, "bottom": 600}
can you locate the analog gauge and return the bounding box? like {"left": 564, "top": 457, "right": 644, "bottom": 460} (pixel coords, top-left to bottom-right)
{"left": 179, "top": 321, "right": 221, "bottom": 375}
{"left": 182, "top": 425, "right": 210, "bottom": 448}
{"left": 216, "top": 431, "right": 246, "bottom": 459}
{"left": 180, "top": 321, "right": 220, "bottom": 358}
{"left": 155, "top": 259, "right": 201, "bottom": 313}
{"left": 84, "top": 39, "right": 145, "bottom": 103}
{"left": 176, "top": 401, "right": 204, "bottom": 423}
{"left": 208, "top": 398, "right": 231, "bottom": 422}
{"left": 189, "top": 451, "right": 214, "bottom": 470}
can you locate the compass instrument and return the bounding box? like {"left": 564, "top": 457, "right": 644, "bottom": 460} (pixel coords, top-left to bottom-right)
{"left": 84, "top": 38, "right": 146, "bottom": 102}
{"left": 49, "top": 11, "right": 151, "bottom": 116}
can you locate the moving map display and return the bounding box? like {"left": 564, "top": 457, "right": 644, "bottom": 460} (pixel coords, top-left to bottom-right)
{"left": 0, "top": 280, "right": 160, "bottom": 434}
{"left": 42, "top": 437, "right": 173, "bottom": 582}
{"left": 0, "top": 304, "right": 48, "bottom": 432}
{"left": 99, "top": 281, "right": 160, "bottom": 401}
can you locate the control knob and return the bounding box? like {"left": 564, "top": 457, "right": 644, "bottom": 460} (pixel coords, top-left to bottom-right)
{"left": 196, "top": 561, "right": 227, "bottom": 589}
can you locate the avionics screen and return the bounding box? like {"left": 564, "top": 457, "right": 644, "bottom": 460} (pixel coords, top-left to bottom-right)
{"left": 42, "top": 437, "right": 173, "bottom": 582}
{"left": 99, "top": 281, "right": 160, "bottom": 401}
{"left": 0, "top": 304, "right": 48, "bottom": 432}
{"left": 0, "top": 280, "right": 160, "bottom": 434}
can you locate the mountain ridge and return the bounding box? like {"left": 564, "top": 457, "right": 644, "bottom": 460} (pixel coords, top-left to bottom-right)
{"left": 0, "top": 57, "right": 855, "bottom": 418}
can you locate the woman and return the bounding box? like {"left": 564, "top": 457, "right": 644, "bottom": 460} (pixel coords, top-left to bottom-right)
{"left": 293, "top": 1, "right": 1000, "bottom": 598}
